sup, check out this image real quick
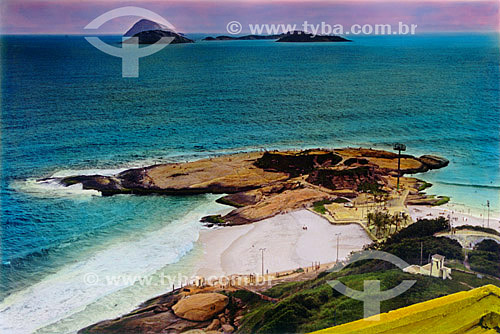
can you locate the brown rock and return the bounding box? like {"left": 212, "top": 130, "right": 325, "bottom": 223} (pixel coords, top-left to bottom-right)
{"left": 221, "top": 324, "right": 235, "bottom": 333}
{"left": 206, "top": 318, "right": 221, "bottom": 331}
{"left": 172, "top": 293, "right": 229, "bottom": 322}
{"left": 182, "top": 330, "right": 206, "bottom": 334}
{"left": 78, "top": 310, "right": 210, "bottom": 334}
{"left": 419, "top": 155, "right": 449, "bottom": 170}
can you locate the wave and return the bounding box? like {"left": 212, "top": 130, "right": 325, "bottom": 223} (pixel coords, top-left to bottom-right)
{"left": 433, "top": 180, "right": 500, "bottom": 190}
{"left": 0, "top": 195, "right": 228, "bottom": 334}
{"left": 12, "top": 178, "right": 102, "bottom": 198}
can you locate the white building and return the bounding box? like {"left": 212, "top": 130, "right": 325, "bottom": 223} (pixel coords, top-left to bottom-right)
{"left": 403, "top": 254, "right": 452, "bottom": 280}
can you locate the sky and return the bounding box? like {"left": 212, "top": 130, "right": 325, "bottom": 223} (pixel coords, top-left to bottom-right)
{"left": 0, "top": 0, "right": 498, "bottom": 34}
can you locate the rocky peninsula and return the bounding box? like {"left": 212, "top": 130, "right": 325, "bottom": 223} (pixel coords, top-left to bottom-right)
{"left": 56, "top": 148, "right": 448, "bottom": 226}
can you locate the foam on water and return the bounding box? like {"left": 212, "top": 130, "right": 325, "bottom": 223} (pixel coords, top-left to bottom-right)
{"left": 0, "top": 195, "right": 229, "bottom": 334}
{"left": 13, "top": 178, "right": 102, "bottom": 198}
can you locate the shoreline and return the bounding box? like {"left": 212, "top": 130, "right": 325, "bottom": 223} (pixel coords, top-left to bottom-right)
{"left": 408, "top": 205, "right": 500, "bottom": 232}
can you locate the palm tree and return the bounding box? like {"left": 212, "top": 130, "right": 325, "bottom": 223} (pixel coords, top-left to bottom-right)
{"left": 366, "top": 212, "right": 374, "bottom": 227}
{"left": 372, "top": 211, "right": 386, "bottom": 238}
{"left": 401, "top": 212, "right": 409, "bottom": 227}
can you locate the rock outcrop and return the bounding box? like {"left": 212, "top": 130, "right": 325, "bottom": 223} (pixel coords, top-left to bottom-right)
{"left": 55, "top": 148, "right": 450, "bottom": 225}
{"left": 78, "top": 286, "right": 249, "bottom": 334}
{"left": 419, "top": 155, "right": 449, "bottom": 170}
{"left": 172, "top": 293, "right": 229, "bottom": 321}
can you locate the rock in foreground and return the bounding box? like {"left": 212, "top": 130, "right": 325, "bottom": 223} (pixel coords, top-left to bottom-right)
{"left": 172, "top": 293, "right": 228, "bottom": 321}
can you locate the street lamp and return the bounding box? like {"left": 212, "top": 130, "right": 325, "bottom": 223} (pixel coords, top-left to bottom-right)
{"left": 393, "top": 143, "right": 406, "bottom": 190}
{"left": 335, "top": 233, "right": 341, "bottom": 263}
{"left": 487, "top": 200, "right": 490, "bottom": 228}
{"left": 259, "top": 248, "right": 266, "bottom": 277}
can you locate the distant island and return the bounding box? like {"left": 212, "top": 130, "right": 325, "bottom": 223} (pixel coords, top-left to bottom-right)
{"left": 203, "top": 31, "right": 351, "bottom": 43}
{"left": 124, "top": 19, "right": 171, "bottom": 37}
{"left": 203, "top": 34, "right": 285, "bottom": 41}
{"left": 276, "top": 31, "right": 351, "bottom": 42}
{"left": 123, "top": 20, "right": 350, "bottom": 44}
{"left": 123, "top": 19, "right": 194, "bottom": 44}
{"left": 126, "top": 30, "right": 194, "bottom": 44}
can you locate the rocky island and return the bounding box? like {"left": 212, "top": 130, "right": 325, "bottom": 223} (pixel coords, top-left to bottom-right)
{"left": 123, "top": 18, "right": 194, "bottom": 44}
{"left": 276, "top": 31, "right": 351, "bottom": 42}
{"left": 203, "top": 34, "right": 285, "bottom": 41}
{"left": 126, "top": 30, "right": 194, "bottom": 44}
{"left": 56, "top": 148, "right": 448, "bottom": 226}
{"left": 202, "top": 32, "right": 351, "bottom": 43}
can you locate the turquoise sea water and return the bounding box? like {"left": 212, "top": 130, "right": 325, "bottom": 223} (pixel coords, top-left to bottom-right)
{"left": 1, "top": 34, "right": 499, "bottom": 333}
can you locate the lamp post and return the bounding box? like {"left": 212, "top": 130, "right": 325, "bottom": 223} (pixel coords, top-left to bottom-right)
{"left": 487, "top": 200, "right": 490, "bottom": 228}
{"left": 393, "top": 143, "right": 406, "bottom": 191}
{"left": 259, "top": 248, "right": 266, "bottom": 277}
{"left": 335, "top": 233, "right": 341, "bottom": 263}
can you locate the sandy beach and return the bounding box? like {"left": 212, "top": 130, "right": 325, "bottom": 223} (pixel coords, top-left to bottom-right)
{"left": 196, "top": 210, "right": 372, "bottom": 277}
{"left": 409, "top": 205, "right": 500, "bottom": 232}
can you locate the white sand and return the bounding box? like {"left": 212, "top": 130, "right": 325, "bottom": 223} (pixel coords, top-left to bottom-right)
{"left": 409, "top": 205, "right": 500, "bottom": 232}
{"left": 196, "top": 210, "right": 372, "bottom": 277}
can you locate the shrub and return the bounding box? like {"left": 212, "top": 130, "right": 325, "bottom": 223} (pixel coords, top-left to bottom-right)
{"left": 313, "top": 200, "right": 333, "bottom": 214}
{"left": 475, "top": 239, "right": 500, "bottom": 253}
{"left": 386, "top": 217, "right": 448, "bottom": 244}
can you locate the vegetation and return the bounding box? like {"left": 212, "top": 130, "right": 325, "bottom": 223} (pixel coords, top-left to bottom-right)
{"left": 366, "top": 211, "right": 410, "bottom": 238}
{"left": 432, "top": 196, "right": 450, "bottom": 206}
{"left": 385, "top": 217, "right": 448, "bottom": 244}
{"left": 357, "top": 181, "right": 383, "bottom": 194}
{"left": 216, "top": 197, "right": 246, "bottom": 208}
{"left": 468, "top": 239, "right": 500, "bottom": 278}
{"left": 312, "top": 200, "right": 333, "bottom": 214}
{"left": 236, "top": 267, "right": 500, "bottom": 333}
{"left": 201, "top": 215, "right": 226, "bottom": 225}
{"left": 455, "top": 225, "right": 500, "bottom": 237}
{"left": 255, "top": 150, "right": 342, "bottom": 176}
{"left": 235, "top": 218, "right": 499, "bottom": 333}
{"left": 332, "top": 197, "right": 350, "bottom": 204}
{"left": 418, "top": 181, "right": 433, "bottom": 191}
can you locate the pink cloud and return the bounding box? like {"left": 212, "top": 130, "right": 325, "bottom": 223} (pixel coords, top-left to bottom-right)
{"left": 1, "top": 0, "right": 498, "bottom": 34}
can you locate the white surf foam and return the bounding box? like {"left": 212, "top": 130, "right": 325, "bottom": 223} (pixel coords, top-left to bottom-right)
{"left": 0, "top": 195, "right": 230, "bottom": 334}
{"left": 13, "top": 178, "right": 102, "bottom": 198}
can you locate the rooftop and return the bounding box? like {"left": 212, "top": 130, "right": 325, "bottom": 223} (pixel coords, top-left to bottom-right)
{"left": 312, "top": 284, "right": 500, "bottom": 334}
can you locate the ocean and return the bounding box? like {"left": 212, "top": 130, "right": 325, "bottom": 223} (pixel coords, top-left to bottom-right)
{"left": 1, "top": 33, "right": 499, "bottom": 333}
